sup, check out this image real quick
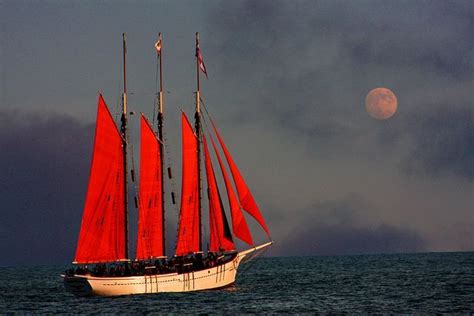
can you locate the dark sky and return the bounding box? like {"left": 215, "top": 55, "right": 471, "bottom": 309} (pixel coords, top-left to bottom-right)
{"left": 1, "top": 1, "right": 473, "bottom": 266}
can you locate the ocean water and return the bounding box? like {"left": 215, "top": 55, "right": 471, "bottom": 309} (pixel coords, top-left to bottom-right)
{"left": 1, "top": 252, "right": 473, "bottom": 313}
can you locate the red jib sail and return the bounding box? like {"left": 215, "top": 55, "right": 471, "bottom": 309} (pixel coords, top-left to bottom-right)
{"left": 203, "top": 136, "right": 235, "bottom": 252}
{"left": 211, "top": 121, "right": 270, "bottom": 238}
{"left": 74, "top": 95, "right": 126, "bottom": 264}
{"left": 136, "top": 115, "right": 164, "bottom": 259}
{"left": 210, "top": 135, "right": 253, "bottom": 245}
{"left": 175, "top": 113, "right": 200, "bottom": 256}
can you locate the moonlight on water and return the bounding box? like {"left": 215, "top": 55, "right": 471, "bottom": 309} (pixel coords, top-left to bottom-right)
{"left": 365, "top": 87, "right": 398, "bottom": 120}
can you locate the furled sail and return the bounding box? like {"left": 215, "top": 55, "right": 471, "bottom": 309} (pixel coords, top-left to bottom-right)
{"left": 211, "top": 121, "right": 270, "bottom": 238}
{"left": 203, "top": 136, "right": 235, "bottom": 252}
{"left": 175, "top": 113, "right": 200, "bottom": 256}
{"left": 136, "top": 114, "right": 164, "bottom": 260}
{"left": 74, "top": 95, "right": 126, "bottom": 264}
{"left": 210, "top": 135, "right": 254, "bottom": 245}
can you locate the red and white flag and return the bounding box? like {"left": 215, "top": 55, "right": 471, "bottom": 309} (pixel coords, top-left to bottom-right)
{"left": 196, "top": 46, "right": 208, "bottom": 79}
{"left": 154, "top": 40, "right": 162, "bottom": 55}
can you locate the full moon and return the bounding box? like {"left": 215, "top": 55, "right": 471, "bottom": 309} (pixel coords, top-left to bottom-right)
{"left": 365, "top": 87, "right": 398, "bottom": 120}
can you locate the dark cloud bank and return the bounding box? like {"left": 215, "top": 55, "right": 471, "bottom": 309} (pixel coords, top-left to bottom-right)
{"left": 273, "top": 197, "right": 425, "bottom": 257}
{"left": 0, "top": 109, "right": 93, "bottom": 266}
{"left": 402, "top": 106, "right": 474, "bottom": 181}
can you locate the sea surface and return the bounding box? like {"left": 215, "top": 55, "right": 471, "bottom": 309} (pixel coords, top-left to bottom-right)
{"left": 1, "top": 252, "right": 473, "bottom": 313}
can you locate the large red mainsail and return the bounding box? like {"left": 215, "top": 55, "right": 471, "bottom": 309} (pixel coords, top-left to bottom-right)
{"left": 136, "top": 115, "right": 164, "bottom": 259}
{"left": 203, "top": 137, "right": 234, "bottom": 252}
{"left": 175, "top": 113, "right": 200, "bottom": 256}
{"left": 211, "top": 121, "right": 270, "bottom": 238}
{"left": 210, "top": 136, "right": 253, "bottom": 245}
{"left": 74, "top": 95, "right": 126, "bottom": 264}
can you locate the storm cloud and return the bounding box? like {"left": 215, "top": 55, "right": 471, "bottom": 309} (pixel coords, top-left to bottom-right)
{"left": 274, "top": 197, "right": 425, "bottom": 256}
{"left": 402, "top": 105, "right": 474, "bottom": 180}
{"left": 0, "top": 109, "right": 92, "bottom": 265}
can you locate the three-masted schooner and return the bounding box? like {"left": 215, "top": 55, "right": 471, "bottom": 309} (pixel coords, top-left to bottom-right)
{"left": 62, "top": 33, "right": 272, "bottom": 296}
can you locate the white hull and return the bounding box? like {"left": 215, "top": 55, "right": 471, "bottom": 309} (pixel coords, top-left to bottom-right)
{"left": 63, "top": 242, "right": 271, "bottom": 296}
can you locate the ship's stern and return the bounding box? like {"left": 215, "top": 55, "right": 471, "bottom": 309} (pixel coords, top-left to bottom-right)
{"left": 62, "top": 274, "right": 93, "bottom": 297}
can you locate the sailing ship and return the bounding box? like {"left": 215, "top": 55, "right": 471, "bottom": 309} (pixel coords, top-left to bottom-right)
{"left": 62, "top": 33, "right": 272, "bottom": 296}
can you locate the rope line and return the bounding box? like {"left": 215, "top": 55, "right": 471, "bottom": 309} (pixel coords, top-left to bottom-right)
{"left": 152, "top": 54, "right": 160, "bottom": 127}
{"left": 239, "top": 245, "right": 270, "bottom": 277}
{"left": 115, "top": 56, "right": 123, "bottom": 123}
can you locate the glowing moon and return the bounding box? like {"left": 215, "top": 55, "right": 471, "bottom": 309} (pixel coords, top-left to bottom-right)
{"left": 365, "top": 87, "right": 398, "bottom": 120}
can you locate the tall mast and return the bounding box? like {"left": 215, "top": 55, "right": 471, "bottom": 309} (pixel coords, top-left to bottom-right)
{"left": 195, "top": 32, "right": 202, "bottom": 251}
{"left": 157, "top": 32, "right": 166, "bottom": 256}
{"left": 121, "top": 33, "right": 129, "bottom": 260}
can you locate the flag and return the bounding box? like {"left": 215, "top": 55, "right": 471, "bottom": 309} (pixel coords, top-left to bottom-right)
{"left": 154, "top": 40, "right": 162, "bottom": 55}
{"left": 196, "top": 46, "right": 208, "bottom": 79}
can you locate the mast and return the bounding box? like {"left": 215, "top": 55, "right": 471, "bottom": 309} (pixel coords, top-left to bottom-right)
{"left": 121, "top": 33, "right": 129, "bottom": 260}
{"left": 195, "top": 32, "right": 202, "bottom": 251}
{"left": 157, "top": 32, "right": 165, "bottom": 255}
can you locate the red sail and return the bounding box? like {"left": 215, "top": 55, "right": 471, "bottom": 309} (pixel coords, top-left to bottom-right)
{"left": 175, "top": 113, "right": 200, "bottom": 256}
{"left": 203, "top": 137, "right": 235, "bottom": 252}
{"left": 211, "top": 121, "right": 270, "bottom": 238}
{"left": 210, "top": 136, "right": 253, "bottom": 245}
{"left": 74, "top": 95, "right": 126, "bottom": 264}
{"left": 136, "top": 115, "right": 164, "bottom": 259}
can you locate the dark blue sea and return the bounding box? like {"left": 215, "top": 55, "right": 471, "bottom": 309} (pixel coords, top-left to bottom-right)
{"left": 1, "top": 252, "right": 473, "bottom": 313}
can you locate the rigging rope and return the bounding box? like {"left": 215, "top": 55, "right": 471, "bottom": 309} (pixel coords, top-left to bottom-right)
{"left": 199, "top": 99, "right": 216, "bottom": 144}
{"left": 128, "top": 130, "right": 139, "bottom": 207}
{"left": 239, "top": 244, "right": 270, "bottom": 277}
{"left": 200, "top": 98, "right": 211, "bottom": 126}
{"left": 152, "top": 54, "right": 160, "bottom": 127}
{"left": 162, "top": 129, "right": 180, "bottom": 215}
{"left": 115, "top": 56, "right": 123, "bottom": 123}
{"left": 126, "top": 94, "right": 139, "bottom": 211}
